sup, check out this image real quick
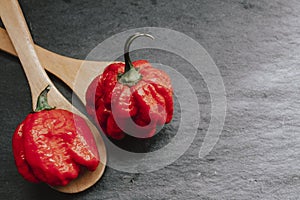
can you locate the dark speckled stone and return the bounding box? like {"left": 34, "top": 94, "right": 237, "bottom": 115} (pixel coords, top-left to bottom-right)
{"left": 1, "top": 0, "right": 300, "bottom": 199}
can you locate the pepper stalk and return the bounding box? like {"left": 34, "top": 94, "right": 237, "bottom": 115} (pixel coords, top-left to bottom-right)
{"left": 118, "top": 33, "right": 154, "bottom": 87}
{"left": 35, "top": 85, "right": 55, "bottom": 112}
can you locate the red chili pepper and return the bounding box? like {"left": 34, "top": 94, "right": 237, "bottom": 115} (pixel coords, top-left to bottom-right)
{"left": 12, "top": 86, "right": 100, "bottom": 186}
{"left": 86, "top": 33, "right": 173, "bottom": 139}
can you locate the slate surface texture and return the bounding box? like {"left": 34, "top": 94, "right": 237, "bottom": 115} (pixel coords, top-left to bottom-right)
{"left": 0, "top": 0, "right": 299, "bottom": 199}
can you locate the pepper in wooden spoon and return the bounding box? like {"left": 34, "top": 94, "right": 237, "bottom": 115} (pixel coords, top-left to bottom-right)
{"left": 0, "top": 0, "right": 106, "bottom": 193}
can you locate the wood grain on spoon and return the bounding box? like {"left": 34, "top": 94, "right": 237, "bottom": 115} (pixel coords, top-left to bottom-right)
{"left": 0, "top": 27, "right": 111, "bottom": 104}
{"left": 0, "top": 0, "right": 106, "bottom": 193}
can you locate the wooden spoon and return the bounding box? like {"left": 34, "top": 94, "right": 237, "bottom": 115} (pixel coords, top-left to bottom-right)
{"left": 0, "top": 0, "right": 106, "bottom": 193}
{"left": 0, "top": 27, "right": 110, "bottom": 105}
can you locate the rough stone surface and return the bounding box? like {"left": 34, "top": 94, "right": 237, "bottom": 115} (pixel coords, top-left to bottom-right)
{"left": 1, "top": 0, "right": 300, "bottom": 199}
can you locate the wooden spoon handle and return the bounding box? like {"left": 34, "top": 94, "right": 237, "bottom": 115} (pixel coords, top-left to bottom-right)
{"left": 0, "top": 26, "right": 110, "bottom": 104}
{"left": 0, "top": 0, "right": 51, "bottom": 107}
{"left": 0, "top": 0, "right": 65, "bottom": 109}
{"left": 0, "top": 27, "right": 16, "bottom": 56}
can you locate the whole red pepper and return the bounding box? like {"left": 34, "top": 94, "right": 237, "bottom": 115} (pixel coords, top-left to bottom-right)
{"left": 86, "top": 33, "right": 173, "bottom": 139}
{"left": 12, "top": 86, "right": 100, "bottom": 186}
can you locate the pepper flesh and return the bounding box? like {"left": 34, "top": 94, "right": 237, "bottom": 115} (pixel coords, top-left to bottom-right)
{"left": 86, "top": 59, "right": 173, "bottom": 139}
{"left": 12, "top": 109, "right": 100, "bottom": 186}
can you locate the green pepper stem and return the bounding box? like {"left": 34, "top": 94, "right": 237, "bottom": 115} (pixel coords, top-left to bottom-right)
{"left": 35, "top": 85, "right": 55, "bottom": 112}
{"left": 118, "top": 33, "right": 154, "bottom": 86}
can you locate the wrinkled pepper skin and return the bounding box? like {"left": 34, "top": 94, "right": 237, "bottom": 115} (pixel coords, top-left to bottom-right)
{"left": 86, "top": 55, "right": 173, "bottom": 139}
{"left": 12, "top": 87, "right": 100, "bottom": 186}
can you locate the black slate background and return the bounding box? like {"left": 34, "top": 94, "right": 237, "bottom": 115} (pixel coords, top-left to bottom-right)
{"left": 1, "top": 0, "right": 300, "bottom": 199}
